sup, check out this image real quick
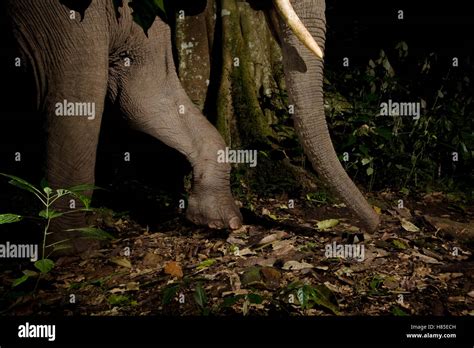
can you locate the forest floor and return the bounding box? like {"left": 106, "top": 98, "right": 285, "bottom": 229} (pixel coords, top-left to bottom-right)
{"left": 1, "top": 190, "right": 473, "bottom": 316}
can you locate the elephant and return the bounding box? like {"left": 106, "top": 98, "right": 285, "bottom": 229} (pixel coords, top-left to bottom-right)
{"left": 3, "top": 0, "right": 379, "bottom": 251}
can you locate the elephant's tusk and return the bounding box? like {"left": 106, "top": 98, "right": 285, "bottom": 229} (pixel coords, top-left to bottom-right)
{"left": 273, "top": 0, "right": 324, "bottom": 60}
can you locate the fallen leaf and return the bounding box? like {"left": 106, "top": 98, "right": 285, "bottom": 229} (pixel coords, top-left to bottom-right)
{"left": 392, "top": 239, "right": 408, "bottom": 250}
{"left": 311, "top": 284, "right": 340, "bottom": 315}
{"left": 373, "top": 205, "right": 382, "bottom": 215}
{"left": 436, "top": 273, "right": 463, "bottom": 281}
{"left": 400, "top": 218, "right": 420, "bottom": 232}
{"left": 240, "top": 267, "right": 263, "bottom": 287}
{"left": 412, "top": 252, "right": 443, "bottom": 265}
{"left": 257, "top": 231, "right": 288, "bottom": 245}
{"left": 237, "top": 248, "right": 256, "bottom": 256}
{"left": 282, "top": 260, "right": 314, "bottom": 271}
{"left": 395, "top": 207, "right": 413, "bottom": 219}
{"left": 197, "top": 259, "right": 217, "bottom": 270}
{"left": 315, "top": 265, "right": 329, "bottom": 271}
{"left": 237, "top": 256, "right": 276, "bottom": 268}
{"left": 316, "top": 219, "right": 339, "bottom": 231}
{"left": 110, "top": 257, "right": 132, "bottom": 269}
{"left": 164, "top": 261, "right": 183, "bottom": 278}
{"left": 109, "top": 287, "right": 125, "bottom": 294}
{"left": 226, "top": 236, "right": 246, "bottom": 245}
{"left": 126, "top": 282, "right": 140, "bottom": 291}
{"left": 261, "top": 267, "right": 281, "bottom": 290}
{"left": 142, "top": 252, "right": 162, "bottom": 267}
{"left": 262, "top": 208, "right": 278, "bottom": 220}
{"left": 448, "top": 296, "right": 465, "bottom": 303}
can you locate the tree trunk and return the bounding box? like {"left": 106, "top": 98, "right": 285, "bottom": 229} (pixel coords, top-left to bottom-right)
{"left": 172, "top": 0, "right": 284, "bottom": 147}
{"left": 170, "top": 0, "right": 318, "bottom": 196}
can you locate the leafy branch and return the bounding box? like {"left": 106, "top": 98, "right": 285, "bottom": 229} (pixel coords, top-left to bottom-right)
{"left": 0, "top": 174, "right": 112, "bottom": 290}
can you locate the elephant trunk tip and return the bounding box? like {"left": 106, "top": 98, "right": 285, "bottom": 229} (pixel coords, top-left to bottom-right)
{"left": 361, "top": 209, "right": 381, "bottom": 234}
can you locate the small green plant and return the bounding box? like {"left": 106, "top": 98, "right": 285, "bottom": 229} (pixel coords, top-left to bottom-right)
{"left": 222, "top": 293, "right": 264, "bottom": 315}
{"left": 284, "top": 281, "right": 340, "bottom": 315}
{"left": 193, "top": 283, "right": 209, "bottom": 315}
{"left": 0, "top": 173, "right": 112, "bottom": 289}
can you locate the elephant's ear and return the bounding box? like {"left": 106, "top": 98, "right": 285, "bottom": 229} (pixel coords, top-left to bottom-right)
{"left": 59, "top": 0, "right": 93, "bottom": 21}
{"left": 127, "top": 0, "right": 167, "bottom": 36}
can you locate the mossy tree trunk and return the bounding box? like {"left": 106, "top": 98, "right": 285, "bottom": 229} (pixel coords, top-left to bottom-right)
{"left": 171, "top": 0, "right": 285, "bottom": 148}
{"left": 169, "top": 0, "right": 316, "bottom": 196}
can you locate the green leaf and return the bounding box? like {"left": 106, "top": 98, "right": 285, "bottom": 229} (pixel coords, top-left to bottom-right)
{"left": 310, "top": 284, "right": 340, "bottom": 315}
{"left": 0, "top": 214, "right": 23, "bottom": 224}
{"left": 64, "top": 185, "right": 98, "bottom": 209}
{"left": 40, "top": 178, "right": 49, "bottom": 189}
{"left": 222, "top": 295, "right": 244, "bottom": 307}
{"left": 392, "top": 239, "right": 408, "bottom": 250}
{"left": 196, "top": 259, "right": 216, "bottom": 270}
{"left": 392, "top": 306, "right": 409, "bottom": 316}
{"left": 66, "top": 184, "right": 102, "bottom": 192}
{"left": 316, "top": 219, "right": 339, "bottom": 231}
{"left": 370, "top": 276, "right": 384, "bottom": 290}
{"left": 34, "top": 259, "right": 55, "bottom": 274}
{"left": 128, "top": 0, "right": 167, "bottom": 36}
{"left": 43, "top": 187, "right": 53, "bottom": 195}
{"left": 162, "top": 284, "right": 180, "bottom": 305}
{"left": 108, "top": 294, "right": 130, "bottom": 306}
{"left": 375, "top": 127, "right": 394, "bottom": 141}
{"left": 193, "top": 284, "right": 207, "bottom": 308}
{"left": 67, "top": 227, "right": 114, "bottom": 240}
{"left": 12, "top": 269, "right": 38, "bottom": 287}
{"left": 69, "top": 192, "right": 92, "bottom": 209}
{"left": 12, "top": 274, "right": 30, "bottom": 287}
{"left": 399, "top": 187, "right": 410, "bottom": 196}
{"left": 297, "top": 286, "right": 310, "bottom": 308}
{"left": 247, "top": 293, "right": 263, "bottom": 304}
{"left": 38, "top": 209, "right": 64, "bottom": 219}
{"left": 23, "top": 269, "right": 39, "bottom": 277}
{"left": 366, "top": 167, "right": 374, "bottom": 176}
{"left": 155, "top": 0, "right": 165, "bottom": 13}
{"left": 56, "top": 189, "right": 67, "bottom": 196}
{"left": 0, "top": 173, "right": 43, "bottom": 197}
{"left": 52, "top": 242, "right": 73, "bottom": 253}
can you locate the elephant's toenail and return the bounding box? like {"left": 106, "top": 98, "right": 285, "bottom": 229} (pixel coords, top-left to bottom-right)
{"left": 229, "top": 216, "right": 242, "bottom": 230}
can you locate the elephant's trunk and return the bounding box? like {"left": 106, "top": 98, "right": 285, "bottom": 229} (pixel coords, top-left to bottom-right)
{"left": 276, "top": 0, "right": 380, "bottom": 232}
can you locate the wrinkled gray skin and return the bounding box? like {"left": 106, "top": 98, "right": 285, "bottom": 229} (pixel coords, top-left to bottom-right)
{"left": 6, "top": 0, "right": 379, "bottom": 251}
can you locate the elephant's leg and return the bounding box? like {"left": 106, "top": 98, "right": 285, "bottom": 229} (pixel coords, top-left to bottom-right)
{"left": 46, "top": 91, "right": 106, "bottom": 253}
{"left": 161, "top": 95, "right": 243, "bottom": 230}
{"left": 111, "top": 22, "right": 242, "bottom": 230}
{"left": 41, "top": 48, "right": 108, "bottom": 253}
{"left": 8, "top": 0, "right": 110, "bottom": 252}
{"left": 119, "top": 86, "right": 242, "bottom": 230}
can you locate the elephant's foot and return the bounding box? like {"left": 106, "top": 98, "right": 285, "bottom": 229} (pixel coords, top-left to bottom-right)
{"left": 47, "top": 233, "right": 97, "bottom": 257}
{"left": 47, "top": 215, "right": 103, "bottom": 256}
{"left": 186, "top": 189, "right": 243, "bottom": 230}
